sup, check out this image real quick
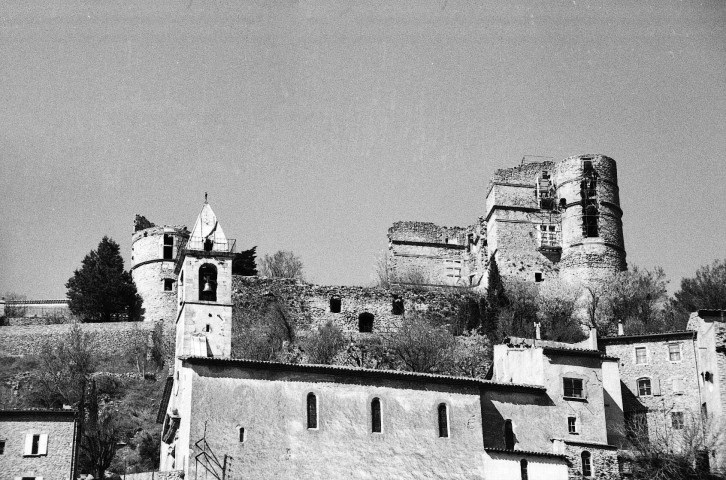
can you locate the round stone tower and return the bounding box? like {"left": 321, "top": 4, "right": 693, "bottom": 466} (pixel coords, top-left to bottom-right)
{"left": 553, "top": 154, "right": 626, "bottom": 284}
{"left": 130, "top": 221, "right": 189, "bottom": 324}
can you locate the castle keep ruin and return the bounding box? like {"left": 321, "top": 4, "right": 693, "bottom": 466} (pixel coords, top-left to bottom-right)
{"left": 388, "top": 154, "right": 627, "bottom": 289}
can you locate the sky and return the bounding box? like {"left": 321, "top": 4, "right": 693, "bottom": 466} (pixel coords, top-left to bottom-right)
{"left": 1, "top": 0, "right": 724, "bottom": 299}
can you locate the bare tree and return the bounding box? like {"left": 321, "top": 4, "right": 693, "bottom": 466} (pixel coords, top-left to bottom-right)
{"left": 302, "top": 321, "right": 346, "bottom": 364}
{"left": 257, "top": 250, "right": 304, "bottom": 280}
{"left": 449, "top": 330, "right": 491, "bottom": 378}
{"left": 385, "top": 313, "right": 456, "bottom": 373}
{"left": 81, "top": 379, "right": 119, "bottom": 480}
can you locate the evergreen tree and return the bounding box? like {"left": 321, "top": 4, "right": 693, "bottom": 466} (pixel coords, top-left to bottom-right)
{"left": 232, "top": 246, "right": 259, "bottom": 276}
{"left": 66, "top": 236, "right": 143, "bottom": 322}
{"left": 674, "top": 259, "right": 726, "bottom": 314}
{"left": 483, "top": 255, "right": 507, "bottom": 341}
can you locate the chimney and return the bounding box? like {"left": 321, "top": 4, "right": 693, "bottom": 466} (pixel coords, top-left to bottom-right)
{"left": 534, "top": 322, "right": 541, "bottom": 341}
{"left": 589, "top": 326, "right": 598, "bottom": 350}
{"left": 617, "top": 321, "right": 624, "bottom": 336}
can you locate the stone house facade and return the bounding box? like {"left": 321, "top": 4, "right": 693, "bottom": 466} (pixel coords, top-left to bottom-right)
{"left": 0, "top": 409, "right": 79, "bottom": 480}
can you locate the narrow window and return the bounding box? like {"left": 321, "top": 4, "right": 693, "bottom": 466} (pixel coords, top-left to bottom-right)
{"left": 358, "top": 312, "right": 374, "bottom": 333}
{"left": 668, "top": 343, "right": 682, "bottom": 362}
{"left": 205, "top": 324, "right": 211, "bottom": 333}
{"left": 504, "top": 419, "right": 514, "bottom": 449}
{"left": 163, "top": 234, "right": 174, "bottom": 260}
{"left": 371, "top": 398, "right": 382, "bottom": 433}
{"left": 31, "top": 434, "right": 40, "bottom": 455}
{"left": 671, "top": 412, "right": 684, "bottom": 430}
{"left": 563, "top": 378, "right": 584, "bottom": 398}
{"left": 520, "top": 459, "right": 529, "bottom": 480}
{"left": 239, "top": 427, "right": 245, "bottom": 442}
{"left": 199, "top": 264, "right": 218, "bottom": 302}
{"left": 559, "top": 198, "right": 567, "bottom": 210}
{"left": 702, "top": 402, "right": 708, "bottom": 419}
{"left": 307, "top": 393, "right": 318, "bottom": 429}
{"left": 534, "top": 272, "right": 543, "bottom": 282}
{"left": 164, "top": 279, "right": 174, "bottom": 291}
{"left": 329, "top": 295, "right": 341, "bottom": 313}
{"left": 391, "top": 297, "right": 404, "bottom": 315}
{"left": 581, "top": 451, "right": 592, "bottom": 477}
{"left": 583, "top": 204, "right": 599, "bottom": 237}
{"left": 568, "top": 416, "right": 577, "bottom": 434}
{"left": 635, "top": 347, "right": 647, "bottom": 364}
{"left": 0, "top": 440, "right": 5, "bottom": 454}
{"left": 637, "top": 378, "right": 652, "bottom": 396}
{"left": 438, "top": 403, "right": 449, "bottom": 438}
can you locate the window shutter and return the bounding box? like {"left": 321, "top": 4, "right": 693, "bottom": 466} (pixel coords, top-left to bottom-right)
{"left": 24, "top": 434, "right": 33, "bottom": 455}
{"left": 652, "top": 378, "right": 661, "bottom": 396}
{"left": 629, "top": 380, "right": 638, "bottom": 396}
{"left": 39, "top": 434, "right": 48, "bottom": 455}
{"left": 673, "top": 377, "right": 683, "bottom": 394}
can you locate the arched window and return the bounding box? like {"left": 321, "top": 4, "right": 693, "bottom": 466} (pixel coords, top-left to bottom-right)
{"left": 438, "top": 403, "right": 449, "bottom": 438}
{"left": 581, "top": 451, "right": 592, "bottom": 477}
{"left": 391, "top": 297, "right": 404, "bottom": 315}
{"left": 637, "top": 378, "right": 652, "bottom": 396}
{"left": 504, "top": 419, "right": 515, "bottom": 449}
{"left": 329, "top": 295, "right": 341, "bottom": 313}
{"left": 358, "top": 312, "right": 374, "bottom": 333}
{"left": 520, "top": 459, "right": 529, "bottom": 480}
{"left": 307, "top": 393, "right": 317, "bottom": 429}
{"left": 371, "top": 398, "right": 382, "bottom": 433}
{"left": 199, "top": 264, "right": 217, "bottom": 302}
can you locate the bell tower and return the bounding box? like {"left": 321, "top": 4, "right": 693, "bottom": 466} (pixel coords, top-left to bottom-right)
{"left": 174, "top": 198, "right": 235, "bottom": 358}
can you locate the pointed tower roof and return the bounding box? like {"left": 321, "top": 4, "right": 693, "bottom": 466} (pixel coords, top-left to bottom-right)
{"left": 187, "top": 200, "right": 231, "bottom": 253}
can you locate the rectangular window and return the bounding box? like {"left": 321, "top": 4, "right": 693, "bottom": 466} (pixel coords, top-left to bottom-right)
{"left": 538, "top": 224, "right": 560, "bottom": 247}
{"left": 668, "top": 343, "right": 682, "bottom": 362}
{"left": 568, "top": 417, "right": 578, "bottom": 434}
{"left": 24, "top": 434, "right": 46, "bottom": 456}
{"left": 31, "top": 435, "right": 39, "bottom": 455}
{"left": 0, "top": 439, "right": 4, "bottom": 454}
{"left": 164, "top": 279, "right": 173, "bottom": 291}
{"left": 163, "top": 234, "right": 174, "bottom": 260}
{"left": 672, "top": 412, "right": 684, "bottom": 430}
{"left": 563, "top": 378, "right": 584, "bottom": 398}
{"left": 635, "top": 347, "right": 647, "bottom": 364}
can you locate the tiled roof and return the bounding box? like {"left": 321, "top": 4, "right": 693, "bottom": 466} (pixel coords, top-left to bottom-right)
{"left": 484, "top": 447, "right": 567, "bottom": 459}
{"left": 0, "top": 409, "right": 76, "bottom": 418}
{"left": 599, "top": 331, "right": 696, "bottom": 343}
{"left": 504, "top": 336, "right": 611, "bottom": 359}
{"left": 181, "top": 356, "right": 546, "bottom": 393}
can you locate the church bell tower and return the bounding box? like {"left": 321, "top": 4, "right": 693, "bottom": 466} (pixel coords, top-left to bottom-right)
{"left": 174, "top": 198, "right": 234, "bottom": 358}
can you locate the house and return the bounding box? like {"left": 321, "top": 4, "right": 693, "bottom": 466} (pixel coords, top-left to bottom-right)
{"left": 0, "top": 409, "right": 79, "bottom": 480}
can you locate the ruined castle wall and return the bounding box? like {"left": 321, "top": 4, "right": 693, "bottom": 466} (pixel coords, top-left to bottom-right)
{"left": 232, "top": 276, "right": 474, "bottom": 337}
{"left": 388, "top": 221, "right": 467, "bottom": 244}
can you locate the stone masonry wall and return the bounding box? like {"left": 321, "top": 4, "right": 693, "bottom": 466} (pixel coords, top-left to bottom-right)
{"left": 564, "top": 443, "right": 620, "bottom": 480}
{"left": 0, "top": 321, "right": 161, "bottom": 357}
{"left": 233, "top": 276, "right": 476, "bottom": 337}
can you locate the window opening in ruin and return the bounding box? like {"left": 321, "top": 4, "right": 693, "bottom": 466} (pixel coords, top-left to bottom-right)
{"left": 701, "top": 402, "right": 708, "bottom": 419}
{"left": 163, "top": 234, "right": 174, "bottom": 260}
{"left": 438, "top": 403, "right": 449, "bottom": 438}
{"left": 635, "top": 347, "right": 647, "bottom": 364}
{"left": 581, "top": 451, "right": 592, "bottom": 477}
{"left": 391, "top": 297, "right": 404, "bottom": 315}
{"left": 371, "top": 398, "right": 382, "bottom": 433}
{"left": 520, "top": 459, "right": 528, "bottom": 480}
{"left": 671, "top": 412, "right": 684, "bottom": 430}
{"left": 205, "top": 324, "right": 211, "bottom": 333}
{"left": 504, "top": 420, "right": 514, "bottom": 449}
{"left": 358, "top": 312, "right": 374, "bottom": 333}
{"left": 580, "top": 161, "right": 599, "bottom": 237}
{"left": 164, "top": 279, "right": 174, "bottom": 291}
{"left": 637, "top": 378, "right": 652, "bottom": 396}
{"left": 238, "top": 427, "right": 245, "bottom": 442}
{"left": 199, "top": 264, "right": 217, "bottom": 302}
{"left": 329, "top": 295, "right": 341, "bottom": 313}
{"left": 534, "top": 272, "right": 543, "bottom": 282}
{"left": 568, "top": 416, "right": 577, "bottom": 434}
{"left": 0, "top": 440, "right": 4, "bottom": 454}
{"left": 307, "top": 393, "right": 318, "bottom": 429}
{"left": 204, "top": 237, "right": 213, "bottom": 252}
{"left": 563, "top": 378, "right": 584, "bottom": 398}
{"left": 559, "top": 198, "right": 566, "bottom": 210}
{"left": 668, "top": 343, "right": 682, "bottom": 362}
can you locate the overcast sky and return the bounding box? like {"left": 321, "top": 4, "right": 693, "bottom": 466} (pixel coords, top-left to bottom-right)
{"left": 1, "top": 0, "right": 724, "bottom": 299}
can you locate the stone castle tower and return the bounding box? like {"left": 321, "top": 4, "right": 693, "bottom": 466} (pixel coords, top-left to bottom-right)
{"left": 130, "top": 220, "right": 189, "bottom": 323}
{"left": 388, "top": 153, "right": 626, "bottom": 288}
{"left": 174, "top": 200, "right": 234, "bottom": 358}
